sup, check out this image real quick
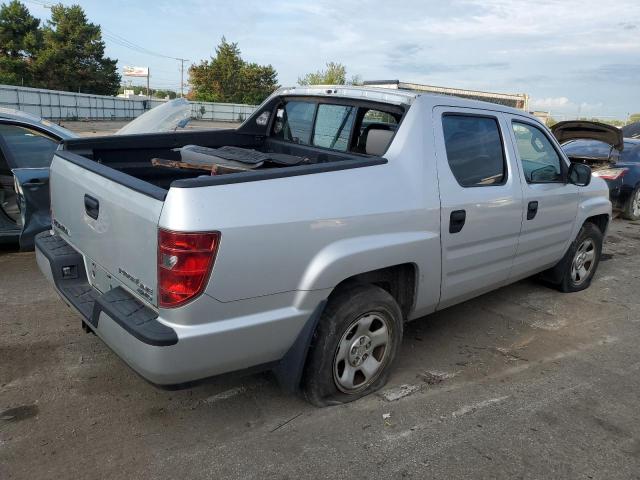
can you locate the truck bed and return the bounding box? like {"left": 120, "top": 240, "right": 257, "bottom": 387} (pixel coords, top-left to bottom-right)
{"left": 61, "top": 128, "right": 377, "bottom": 193}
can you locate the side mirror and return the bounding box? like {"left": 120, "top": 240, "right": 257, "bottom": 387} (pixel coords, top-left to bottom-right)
{"left": 568, "top": 162, "right": 592, "bottom": 187}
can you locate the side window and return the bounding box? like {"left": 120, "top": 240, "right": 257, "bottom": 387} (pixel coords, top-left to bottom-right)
{"left": 442, "top": 114, "right": 506, "bottom": 187}
{"left": 0, "top": 124, "right": 58, "bottom": 168}
{"left": 512, "top": 122, "right": 563, "bottom": 183}
{"left": 362, "top": 109, "right": 398, "bottom": 129}
{"left": 312, "top": 104, "right": 356, "bottom": 151}
{"left": 272, "top": 101, "right": 316, "bottom": 144}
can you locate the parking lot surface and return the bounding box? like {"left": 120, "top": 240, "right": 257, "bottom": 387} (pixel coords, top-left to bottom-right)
{"left": 2, "top": 219, "right": 640, "bottom": 479}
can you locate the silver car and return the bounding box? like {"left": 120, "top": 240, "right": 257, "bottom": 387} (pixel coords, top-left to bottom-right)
{"left": 35, "top": 86, "right": 611, "bottom": 405}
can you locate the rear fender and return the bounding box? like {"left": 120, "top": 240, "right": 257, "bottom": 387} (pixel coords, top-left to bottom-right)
{"left": 297, "top": 231, "right": 440, "bottom": 315}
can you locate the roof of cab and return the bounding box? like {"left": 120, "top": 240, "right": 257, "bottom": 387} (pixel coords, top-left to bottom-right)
{"left": 274, "top": 85, "right": 536, "bottom": 120}
{"left": 0, "top": 107, "right": 76, "bottom": 139}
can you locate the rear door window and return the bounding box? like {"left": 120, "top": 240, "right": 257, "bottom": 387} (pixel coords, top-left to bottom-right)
{"left": 442, "top": 114, "right": 507, "bottom": 187}
{"left": 272, "top": 101, "right": 316, "bottom": 144}
{"left": 312, "top": 104, "right": 356, "bottom": 151}
{"left": 0, "top": 123, "right": 59, "bottom": 168}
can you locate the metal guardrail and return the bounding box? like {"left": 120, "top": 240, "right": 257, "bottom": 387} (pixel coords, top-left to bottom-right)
{"left": 0, "top": 84, "right": 257, "bottom": 122}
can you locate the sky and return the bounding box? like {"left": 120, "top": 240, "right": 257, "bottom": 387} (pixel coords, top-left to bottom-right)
{"left": 23, "top": 0, "right": 640, "bottom": 120}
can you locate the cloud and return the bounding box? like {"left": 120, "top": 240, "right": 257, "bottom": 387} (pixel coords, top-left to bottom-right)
{"left": 574, "top": 64, "right": 640, "bottom": 83}
{"left": 389, "top": 60, "right": 510, "bottom": 74}
{"left": 619, "top": 22, "right": 637, "bottom": 30}
{"left": 530, "top": 97, "right": 603, "bottom": 115}
{"left": 93, "top": 0, "right": 640, "bottom": 119}
{"left": 530, "top": 97, "right": 571, "bottom": 109}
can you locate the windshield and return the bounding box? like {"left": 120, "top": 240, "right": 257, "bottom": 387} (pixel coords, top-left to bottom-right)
{"left": 116, "top": 98, "right": 191, "bottom": 135}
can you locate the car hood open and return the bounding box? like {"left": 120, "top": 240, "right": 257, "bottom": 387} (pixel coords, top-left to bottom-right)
{"left": 551, "top": 121, "right": 623, "bottom": 151}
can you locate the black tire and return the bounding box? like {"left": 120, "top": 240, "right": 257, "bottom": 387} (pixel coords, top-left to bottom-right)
{"left": 302, "top": 284, "right": 403, "bottom": 407}
{"left": 622, "top": 186, "right": 640, "bottom": 221}
{"left": 552, "top": 223, "right": 603, "bottom": 292}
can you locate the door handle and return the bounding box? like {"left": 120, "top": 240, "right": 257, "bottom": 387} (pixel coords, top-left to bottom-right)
{"left": 23, "top": 178, "right": 47, "bottom": 187}
{"left": 84, "top": 194, "right": 99, "bottom": 220}
{"left": 527, "top": 201, "right": 539, "bottom": 220}
{"left": 449, "top": 209, "right": 466, "bottom": 234}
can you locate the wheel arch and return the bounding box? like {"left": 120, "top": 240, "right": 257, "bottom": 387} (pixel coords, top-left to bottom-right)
{"left": 329, "top": 263, "right": 418, "bottom": 320}
{"left": 584, "top": 213, "right": 610, "bottom": 236}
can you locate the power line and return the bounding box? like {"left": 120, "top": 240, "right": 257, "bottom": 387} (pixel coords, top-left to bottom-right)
{"left": 24, "top": 0, "right": 190, "bottom": 96}
{"left": 101, "top": 30, "right": 189, "bottom": 97}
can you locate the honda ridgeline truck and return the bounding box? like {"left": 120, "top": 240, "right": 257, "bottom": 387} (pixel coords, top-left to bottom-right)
{"left": 35, "top": 86, "right": 611, "bottom": 405}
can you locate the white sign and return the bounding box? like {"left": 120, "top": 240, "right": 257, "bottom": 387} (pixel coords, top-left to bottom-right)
{"left": 123, "top": 66, "right": 149, "bottom": 77}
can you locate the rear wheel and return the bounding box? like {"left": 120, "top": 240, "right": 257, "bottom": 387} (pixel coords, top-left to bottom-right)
{"left": 302, "top": 284, "right": 403, "bottom": 406}
{"left": 622, "top": 186, "right": 640, "bottom": 221}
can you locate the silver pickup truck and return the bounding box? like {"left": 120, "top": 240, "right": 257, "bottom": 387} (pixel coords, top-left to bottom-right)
{"left": 35, "top": 86, "right": 611, "bottom": 405}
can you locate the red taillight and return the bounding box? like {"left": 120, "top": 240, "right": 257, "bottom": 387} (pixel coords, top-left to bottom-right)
{"left": 157, "top": 229, "right": 220, "bottom": 308}
{"left": 593, "top": 168, "right": 628, "bottom": 180}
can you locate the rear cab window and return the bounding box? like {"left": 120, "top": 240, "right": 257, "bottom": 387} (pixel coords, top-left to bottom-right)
{"left": 272, "top": 101, "right": 316, "bottom": 145}
{"left": 271, "top": 99, "right": 402, "bottom": 155}
{"left": 312, "top": 104, "right": 356, "bottom": 151}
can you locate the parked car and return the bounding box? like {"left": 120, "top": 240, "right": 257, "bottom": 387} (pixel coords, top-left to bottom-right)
{"left": 2, "top": 99, "right": 192, "bottom": 250}
{"left": 35, "top": 86, "right": 611, "bottom": 405}
{"left": 553, "top": 121, "right": 640, "bottom": 220}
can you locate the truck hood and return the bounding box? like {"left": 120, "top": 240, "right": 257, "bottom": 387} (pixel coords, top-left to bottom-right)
{"left": 552, "top": 121, "right": 623, "bottom": 151}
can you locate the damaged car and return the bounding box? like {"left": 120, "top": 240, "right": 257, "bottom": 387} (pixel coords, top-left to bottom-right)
{"left": 0, "top": 108, "right": 77, "bottom": 250}
{"left": 553, "top": 121, "right": 640, "bottom": 220}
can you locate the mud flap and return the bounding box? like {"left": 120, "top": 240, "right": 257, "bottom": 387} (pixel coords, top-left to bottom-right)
{"left": 273, "top": 300, "right": 327, "bottom": 393}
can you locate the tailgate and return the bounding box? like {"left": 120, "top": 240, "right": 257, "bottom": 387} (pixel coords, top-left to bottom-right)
{"left": 49, "top": 153, "right": 164, "bottom": 306}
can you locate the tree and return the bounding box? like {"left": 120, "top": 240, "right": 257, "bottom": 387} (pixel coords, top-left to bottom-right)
{"left": 0, "top": 0, "right": 41, "bottom": 85}
{"left": 119, "top": 85, "right": 178, "bottom": 99}
{"left": 32, "top": 3, "right": 120, "bottom": 95}
{"left": 240, "top": 62, "right": 279, "bottom": 105}
{"left": 189, "top": 37, "right": 279, "bottom": 104}
{"left": 298, "top": 62, "right": 347, "bottom": 86}
{"left": 154, "top": 89, "right": 177, "bottom": 99}
{"left": 629, "top": 113, "right": 640, "bottom": 124}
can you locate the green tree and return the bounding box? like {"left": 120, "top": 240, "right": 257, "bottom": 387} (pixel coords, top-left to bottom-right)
{"left": 32, "top": 3, "right": 120, "bottom": 95}
{"left": 629, "top": 113, "right": 640, "bottom": 124}
{"left": 0, "top": 0, "right": 41, "bottom": 85}
{"left": 298, "top": 62, "right": 347, "bottom": 85}
{"left": 154, "top": 89, "right": 177, "bottom": 99}
{"left": 240, "top": 62, "right": 279, "bottom": 104}
{"left": 189, "top": 37, "right": 279, "bottom": 104}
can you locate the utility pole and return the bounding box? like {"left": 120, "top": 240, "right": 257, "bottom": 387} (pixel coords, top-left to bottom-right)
{"left": 177, "top": 58, "right": 188, "bottom": 97}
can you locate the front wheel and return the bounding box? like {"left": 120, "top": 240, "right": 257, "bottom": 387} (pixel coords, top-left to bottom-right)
{"left": 302, "top": 284, "right": 403, "bottom": 406}
{"left": 555, "top": 223, "right": 603, "bottom": 292}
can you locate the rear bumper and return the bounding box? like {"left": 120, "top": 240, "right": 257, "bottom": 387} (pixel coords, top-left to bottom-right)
{"left": 35, "top": 231, "right": 325, "bottom": 386}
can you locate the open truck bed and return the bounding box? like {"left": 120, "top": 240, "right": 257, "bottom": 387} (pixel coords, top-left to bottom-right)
{"left": 59, "top": 128, "right": 382, "bottom": 200}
